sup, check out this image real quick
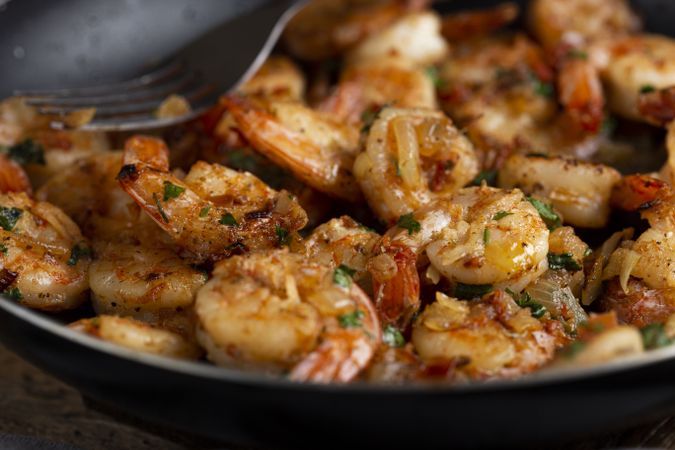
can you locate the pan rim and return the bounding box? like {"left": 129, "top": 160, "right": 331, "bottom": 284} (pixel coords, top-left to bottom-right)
{"left": 2, "top": 295, "right": 674, "bottom": 394}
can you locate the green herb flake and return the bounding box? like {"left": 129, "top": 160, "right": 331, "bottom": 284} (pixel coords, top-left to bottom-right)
{"left": 640, "top": 323, "right": 673, "bottom": 350}
{"left": 469, "top": 170, "right": 497, "bottom": 187}
{"left": 397, "top": 213, "right": 421, "bottom": 236}
{"left": 526, "top": 196, "right": 561, "bottom": 230}
{"left": 338, "top": 310, "right": 364, "bottom": 328}
{"left": 219, "top": 212, "right": 238, "bottom": 226}
{"left": 162, "top": 181, "right": 185, "bottom": 201}
{"left": 547, "top": 252, "right": 582, "bottom": 271}
{"left": 0, "top": 243, "right": 8, "bottom": 255}
{"left": 199, "top": 206, "right": 211, "bottom": 218}
{"left": 454, "top": 283, "right": 493, "bottom": 300}
{"left": 532, "top": 76, "right": 554, "bottom": 98}
{"left": 567, "top": 49, "right": 588, "bottom": 60}
{"left": 425, "top": 66, "right": 445, "bottom": 89}
{"left": 275, "top": 225, "right": 290, "bottom": 247}
{"left": 333, "top": 264, "right": 357, "bottom": 289}
{"left": 0, "top": 207, "right": 22, "bottom": 231}
{"left": 67, "top": 243, "right": 92, "bottom": 266}
{"left": 226, "top": 148, "right": 258, "bottom": 172}
{"left": 152, "top": 193, "right": 169, "bottom": 223}
{"left": 640, "top": 84, "right": 656, "bottom": 94}
{"left": 505, "top": 288, "right": 547, "bottom": 318}
{"left": 492, "top": 211, "right": 513, "bottom": 221}
{"left": 383, "top": 324, "right": 405, "bottom": 347}
{"left": 561, "top": 341, "right": 586, "bottom": 359}
{"left": 3, "top": 287, "right": 22, "bottom": 302}
{"left": 483, "top": 227, "right": 490, "bottom": 244}
{"left": 5, "top": 139, "right": 46, "bottom": 165}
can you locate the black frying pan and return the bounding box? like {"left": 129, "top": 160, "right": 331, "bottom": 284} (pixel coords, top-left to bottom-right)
{"left": 2, "top": 1, "right": 675, "bottom": 448}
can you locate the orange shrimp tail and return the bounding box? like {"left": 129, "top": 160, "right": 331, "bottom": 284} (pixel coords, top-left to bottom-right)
{"left": 611, "top": 174, "right": 670, "bottom": 212}
{"left": 638, "top": 86, "right": 675, "bottom": 126}
{"left": 122, "top": 135, "right": 170, "bottom": 171}
{"left": 0, "top": 155, "right": 32, "bottom": 195}
{"left": 371, "top": 240, "right": 420, "bottom": 328}
{"left": 557, "top": 58, "right": 605, "bottom": 133}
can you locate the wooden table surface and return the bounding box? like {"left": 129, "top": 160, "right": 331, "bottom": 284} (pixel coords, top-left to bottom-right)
{"left": 2, "top": 344, "right": 675, "bottom": 450}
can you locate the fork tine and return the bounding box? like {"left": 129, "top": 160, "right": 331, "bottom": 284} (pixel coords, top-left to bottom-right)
{"left": 24, "top": 71, "right": 201, "bottom": 108}
{"left": 14, "top": 59, "right": 186, "bottom": 98}
{"left": 67, "top": 93, "right": 221, "bottom": 132}
{"left": 38, "top": 82, "right": 215, "bottom": 118}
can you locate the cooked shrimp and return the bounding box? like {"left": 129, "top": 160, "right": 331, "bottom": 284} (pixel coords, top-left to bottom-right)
{"left": 88, "top": 243, "right": 206, "bottom": 337}
{"left": 239, "top": 55, "right": 306, "bottom": 102}
{"left": 0, "top": 97, "right": 110, "bottom": 188}
{"left": 221, "top": 95, "right": 362, "bottom": 201}
{"left": 527, "top": 0, "right": 640, "bottom": 52}
{"left": 353, "top": 107, "right": 479, "bottom": 224}
{"left": 301, "top": 216, "right": 380, "bottom": 284}
{"left": 498, "top": 154, "right": 621, "bottom": 228}
{"left": 599, "top": 278, "right": 675, "bottom": 328}
{"left": 440, "top": 2, "right": 519, "bottom": 43}
{"left": 0, "top": 155, "right": 32, "bottom": 195}
{"left": 70, "top": 315, "right": 202, "bottom": 359}
{"left": 423, "top": 186, "right": 550, "bottom": 292}
{"left": 117, "top": 135, "right": 308, "bottom": 261}
{"left": 590, "top": 34, "right": 675, "bottom": 122}
{"left": 412, "top": 291, "right": 566, "bottom": 378}
{"left": 346, "top": 11, "right": 448, "bottom": 67}
{"left": 317, "top": 57, "right": 437, "bottom": 125}
{"left": 195, "top": 249, "right": 380, "bottom": 382}
{"left": 0, "top": 192, "right": 89, "bottom": 311}
{"left": 638, "top": 85, "right": 675, "bottom": 127}
{"left": 283, "top": 0, "right": 428, "bottom": 61}
{"left": 556, "top": 56, "right": 605, "bottom": 133}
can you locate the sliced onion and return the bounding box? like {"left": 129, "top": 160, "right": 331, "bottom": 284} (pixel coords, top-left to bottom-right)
{"left": 581, "top": 228, "right": 634, "bottom": 306}
{"left": 618, "top": 249, "right": 641, "bottom": 293}
{"left": 392, "top": 118, "right": 422, "bottom": 189}
{"left": 526, "top": 279, "right": 588, "bottom": 331}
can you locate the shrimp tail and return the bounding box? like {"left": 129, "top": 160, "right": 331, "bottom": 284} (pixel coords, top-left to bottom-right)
{"left": 557, "top": 57, "right": 605, "bottom": 133}
{"left": 370, "top": 239, "right": 421, "bottom": 328}
{"left": 0, "top": 155, "right": 32, "bottom": 195}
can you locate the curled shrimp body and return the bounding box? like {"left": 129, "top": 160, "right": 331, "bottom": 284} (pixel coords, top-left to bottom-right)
{"left": 118, "top": 135, "right": 308, "bottom": 261}
{"left": 70, "top": 315, "right": 202, "bottom": 359}
{"left": 412, "top": 291, "right": 565, "bottom": 378}
{"left": 353, "top": 107, "right": 479, "bottom": 224}
{"left": 346, "top": 11, "right": 448, "bottom": 67}
{"left": 423, "top": 187, "right": 550, "bottom": 292}
{"left": 221, "top": 95, "right": 362, "bottom": 201}
{"left": 590, "top": 35, "right": 675, "bottom": 122}
{"left": 88, "top": 243, "right": 206, "bottom": 337}
{"left": 498, "top": 154, "right": 621, "bottom": 228}
{"left": 0, "top": 192, "right": 89, "bottom": 311}
{"left": 195, "top": 249, "right": 381, "bottom": 382}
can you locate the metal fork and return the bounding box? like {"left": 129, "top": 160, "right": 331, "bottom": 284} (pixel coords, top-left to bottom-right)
{"left": 15, "top": 0, "right": 304, "bottom": 132}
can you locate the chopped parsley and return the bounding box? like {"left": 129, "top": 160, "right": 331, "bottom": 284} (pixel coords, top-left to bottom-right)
{"left": 275, "top": 225, "right": 290, "bottom": 247}
{"left": 483, "top": 227, "right": 490, "bottom": 244}
{"left": 425, "top": 66, "right": 444, "bottom": 88}
{"left": 2, "top": 287, "right": 22, "bottom": 302}
{"left": 506, "top": 288, "right": 547, "bottom": 318}
{"left": 4, "top": 139, "right": 46, "bottom": 165}
{"left": 397, "top": 213, "right": 421, "bottom": 236}
{"left": 219, "top": 212, "right": 238, "bottom": 226}
{"left": 0, "top": 207, "right": 22, "bottom": 231}
{"left": 469, "top": 170, "right": 497, "bottom": 187}
{"left": 383, "top": 324, "right": 405, "bottom": 347}
{"left": 152, "top": 193, "right": 169, "bottom": 223}
{"left": 492, "top": 210, "right": 512, "bottom": 221}
{"left": 454, "top": 283, "right": 493, "bottom": 300}
{"left": 338, "top": 310, "right": 364, "bottom": 328}
{"left": 226, "top": 148, "right": 258, "bottom": 172}
{"left": 640, "top": 323, "right": 673, "bottom": 350}
{"left": 640, "top": 84, "right": 656, "bottom": 94}
{"left": 162, "top": 181, "right": 185, "bottom": 201}
{"left": 547, "top": 252, "right": 582, "bottom": 271}
{"left": 333, "top": 264, "right": 357, "bottom": 288}
{"left": 199, "top": 206, "right": 211, "bottom": 218}
{"left": 567, "top": 49, "right": 588, "bottom": 60}
{"left": 561, "top": 341, "right": 586, "bottom": 359}
{"left": 0, "top": 243, "right": 7, "bottom": 255}
{"left": 532, "top": 73, "right": 554, "bottom": 98}
{"left": 67, "top": 243, "right": 92, "bottom": 266}
{"left": 526, "top": 196, "right": 561, "bottom": 230}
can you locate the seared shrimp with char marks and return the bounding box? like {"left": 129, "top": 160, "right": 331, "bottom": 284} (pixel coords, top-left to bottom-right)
{"left": 0, "top": 192, "right": 90, "bottom": 311}
{"left": 195, "top": 249, "right": 380, "bottom": 382}
{"left": 117, "top": 135, "right": 308, "bottom": 261}
{"left": 353, "top": 107, "right": 479, "bottom": 224}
